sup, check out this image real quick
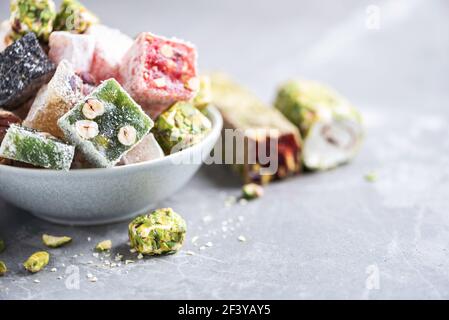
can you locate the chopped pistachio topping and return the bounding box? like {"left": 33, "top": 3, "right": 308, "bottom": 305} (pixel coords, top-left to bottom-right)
{"left": 128, "top": 208, "right": 187, "bottom": 255}
{"left": 0, "top": 261, "right": 7, "bottom": 276}
{"left": 242, "top": 183, "right": 264, "bottom": 200}
{"left": 192, "top": 75, "right": 212, "bottom": 110}
{"left": 23, "top": 251, "right": 50, "bottom": 273}
{"left": 365, "top": 172, "right": 378, "bottom": 182}
{"left": 9, "top": 0, "right": 57, "bottom": 42}
{"left": 42, "top": 234, "right": 72, "bottom": 248}
{"left": 0, "top": 239, "right": 5, "bottom": 253}
{"left": 95, "top": 240, "right": 112, "bottom": 252}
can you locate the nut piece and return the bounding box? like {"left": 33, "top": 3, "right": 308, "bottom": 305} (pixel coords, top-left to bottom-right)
{"left": 0, "top": 261, "right": 7, "bottom": 276}
{"left": 153, "top": 78, "right": 166, "bottom": 88}
{"left": 0, "top": 239, "right": 4, "bottom": 253}
{"left": 42, "top": 234, "right": 72, "bottom": 248}
{"left": 242, "top": 183, "right": 264, "bottom": 200}
{"left": 128, "top": 208, "right": 187, "bottom": 255}
{"left": 365, "top": 172, "right": 378, "bottom": 182}
{"left": 186, "top": 77, "right": 200, "bottom": 92}
{"left": 117, "top": 125, "right": 137, "bottom": 146}
{"left": 75, "top": 120, "right": 99, "bottom": 139}
{"left": 95, "top": 240, "right": 112, "bottom": 252}
{"left": 160, "top": 44, "right": 174, "bottom": 58}
{"left": 82, "top": 99, "right": 105, "bottom": 120}
{"left": 23, "top": 251, "right": 50, "bottom": 273}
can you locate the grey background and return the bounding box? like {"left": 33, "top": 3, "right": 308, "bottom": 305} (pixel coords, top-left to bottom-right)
{"left": 1, "top": 0, "right": 449, "bottom": 299}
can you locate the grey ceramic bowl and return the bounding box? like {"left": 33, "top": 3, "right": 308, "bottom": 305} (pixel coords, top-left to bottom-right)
{"left": 0, "top": 106, "right": 222, "bottom": 226}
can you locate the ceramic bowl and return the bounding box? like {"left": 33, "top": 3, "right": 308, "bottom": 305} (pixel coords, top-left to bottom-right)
{"left": 0, "top": 106, "right": 222, "bottom": 226}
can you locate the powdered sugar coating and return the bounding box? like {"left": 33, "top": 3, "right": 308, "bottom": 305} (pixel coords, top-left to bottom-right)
{"left": 48, "top": 31, "right": 96, "bottom": 73}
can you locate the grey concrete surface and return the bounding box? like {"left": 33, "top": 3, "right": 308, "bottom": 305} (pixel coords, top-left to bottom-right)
{"left": 1, "top": 0, "right": 449, "bottom": 299}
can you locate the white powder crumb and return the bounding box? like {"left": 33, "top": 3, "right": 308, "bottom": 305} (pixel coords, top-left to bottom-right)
{"left": 92, "top": 252, "right": 99, "bottom": 258}
{"left": 185, "top": 251, "right": 195, "bottom": 256}
{"left": 89, "top": 277, "right": 98, "bottom": 283}
{"left": 238, "top": 236, "right": 247, "bottom": 242}
{"left": 87, "top": 237, "right": 91, "bottom": 242}
{"left": 130, "top": 248, "right": 136, "bottom": 253}
{"left": 125, "top": 260, "right": 134, "bottom": 265}
{"left": 202, "top": 216, "right": 213, "bottom": 223}
{"left": 86, "top": 273, "right": 93, "bottom": 278}
{"left": 205, "top": 242, "right": 213, "bottom": 247}
{"left": 114, "top": 254, "right": 123, "bottom": 262}
{"left": 137, "top": 253, "right": 143, "bottom": 260}
{"left": 34, "top": 279, "right": 40, "bottom": 283}
{"left": 191, "top": 236, "right": 199, "bottom": 243}
{"left": 199, "top": 246, "right": 206, "bottom": 251}
{"left": 237, "top": 216, "right": 245, "bottom": 222}
{"left": 239, "top": 199, "right": 248, "bottom": 206}
{"left": 51, "top": 268, "right": 57, "bottom": 273}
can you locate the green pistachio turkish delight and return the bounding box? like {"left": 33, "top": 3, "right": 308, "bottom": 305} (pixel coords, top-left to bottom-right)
{"left": 54, "top": 0, "right": 99, "bottom": 34}
{"left": 23, "top": 251, "right": 49, "bottom": 273}
{"left": 0, "top": 125, "right": 75, "bottom": 170}
{"left": 129, "top": 208, "right": 187, "bottom": 255}
{"left": 153, "top": 101, "right": 211, "bottom": 154}
{"left": 58, "top": 79, "right": 154, "bottom": 168}
{"left": 275, "top": 80, "right": 364, "bottom": 170}
{"left": 9, "top": 0, "right": 57, "bottom": 42}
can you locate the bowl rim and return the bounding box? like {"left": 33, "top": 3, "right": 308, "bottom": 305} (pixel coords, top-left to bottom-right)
{"left": 0, "top": 105, "right": 223, "bottom": 176}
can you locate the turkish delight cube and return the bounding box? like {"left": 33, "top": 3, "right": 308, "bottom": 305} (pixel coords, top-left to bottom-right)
{"left": 23, "top": 60, "right": 83, "bottom": 138}
{"left": 0, "top": 33, "right": 56, "bottom": 110}
{"left": 86, "top": 25, "right": 133, "bottom": 82}
{"left": 120, "top": 133, "right": 164, "bottom": 165}
{"left": 274, "top": 80, "right": 364, "bottom": 170}
{"left": 0, "top": 124, "right": 75, "bottom": 170}
{"left": 9, "top": 0, "right": 56, "bottom": 42}
{"left": 57, "top": 79, "right": 154, "bottom": 168}
{"left": 0, "top": 20, "right": 13, "bottom": 52}
{"left": 119, "top": 32, "right": 198, "bottom": 112}
{"left": 210, "top": 73, "right": 303, "bottom": 184}
{"left": 54, "top": 0, "right": 99, "bottom": 34}
{"left": 153, "top": 101, "right": 211, "bottom": 155}
{"left": 48, "top": 31, "right": 95, "bottom": 73}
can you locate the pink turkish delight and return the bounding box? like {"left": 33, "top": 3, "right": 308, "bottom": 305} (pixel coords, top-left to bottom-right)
{"left": 119, "top": 133, "right": 164, "bottom": 165}
{"left": 119, "top": 32, "right": 198, "bottom": 114}
{"left": 86, "top": 25, "right": 133, "bottom": 82}
{"left": 48, "top": 31, "right": 96, "bottom": 74}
